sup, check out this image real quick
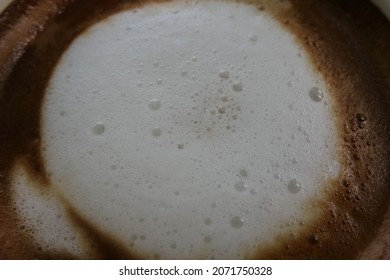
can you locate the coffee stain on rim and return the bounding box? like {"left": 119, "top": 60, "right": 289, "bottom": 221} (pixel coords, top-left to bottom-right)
{"left": 1, "top": 0, "right": 390, "bottom": 259}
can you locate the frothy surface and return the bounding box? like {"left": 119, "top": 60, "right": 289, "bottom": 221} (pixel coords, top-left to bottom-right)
{"left": 13, "top": 0, "right": 340, "bottom": 259}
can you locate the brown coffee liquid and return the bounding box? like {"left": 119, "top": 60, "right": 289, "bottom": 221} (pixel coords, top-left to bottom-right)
{"left": 1, "top": 0, "right": 390, "bottom": 259}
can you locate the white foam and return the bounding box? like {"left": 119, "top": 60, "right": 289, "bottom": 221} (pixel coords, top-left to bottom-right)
{"left": 11, "top": 163, "right": 84, "bottom": 258}
{"left": 35, "top": 0, "right": 340, "bottom": 259}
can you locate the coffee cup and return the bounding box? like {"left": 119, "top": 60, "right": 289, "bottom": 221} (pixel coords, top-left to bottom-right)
{"left": 1, "top": 0, "right": 390, "bottom": 259}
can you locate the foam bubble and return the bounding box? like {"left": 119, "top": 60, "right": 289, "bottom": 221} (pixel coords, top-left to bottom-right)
{"left": 309, "top": 87, "right": 324, "bottom": 102}
{"left": 288, "top": 179, "right": 302, "bottom": 193}
{"left": 204, "top": 218, "right": 212, "bottom": 226}
{"left": 221, "top": 95, "right": 228, "bottom": 102}
{"left": 152, "top": 128, "right": 162, "bottom": 137}
{"left": 231, "top": 216, "right": 244, "bottom": 229}
{"left": 233, "top": 82, "right": 243, "bottom": 92}
{"left": 239, "top": 169, "right": 248, "bottom": 177}
{"left": 356, "top": 113, "right": 366, "bottom": 122}
{"left": 204, "top": 236, "right": 212, "bottom": 243}
{"left": 92, "top": 122, "right": 105, "bottom": 135}
{"left": 218, "top": 106, "right": 226, "bottom": 114}
{"left": 149, "top": 99, "right": 161, "bottom": 110}
{"left": 234, "top": 181, "right": 247, "bottom": 192}
{"left": 219, "top": 70, "right": 230, "bottom": 79}
{"left": 249, "top": 34, "right": 258, "bottom": 42}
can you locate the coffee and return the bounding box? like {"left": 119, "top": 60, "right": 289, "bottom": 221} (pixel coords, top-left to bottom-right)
{"left": 1, "top": 0, "right": 390, "bottom": 259}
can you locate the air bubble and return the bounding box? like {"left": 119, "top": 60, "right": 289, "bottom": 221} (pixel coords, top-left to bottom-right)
{"left": 221, "top": 95, "right": 228, "bottom": 102}
{"left": 92, "top": 122, "right": 105, "bottom": 135}
{"left": 204, "top": 218, "right": 212, "bottom": 226}
{"left": 309, "top": 87, "right": 324, "bottom": 102}
{"left": 356, "top": 113, "right": 366, "bottom": 122}
{"left": 234, "top": 181, "right": 247, "bottom": 192}
{"left": 177, "top": 143, "right": 184, "bottom": 150}
{"left": 149, "top": 99, "right": 161, "bottom": 110}
{"left": 288, "top": 179, "right": 302, "bottom": 193}
{"left": 151, "top": 128, "right": 162, "bottom": 137}
{"left": 231, "top": 216, "right": 244, "bottom": 229}
{"left": 249, "top": 34, "right": 258, "bottom": 42}
{"left": 239, "top": 169, "right": 248, "bottom": 177}
{"left": 219, "top": 70, "right": 230, "bottom": 79}
{"left": 204, "top": 236, "right": 212, "bottom": 243}
{"left": 218, "top": 106, "right": 226, "bottom": 114}
{"left": 233, "top": 82, "right": 243, "bottom": 92}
